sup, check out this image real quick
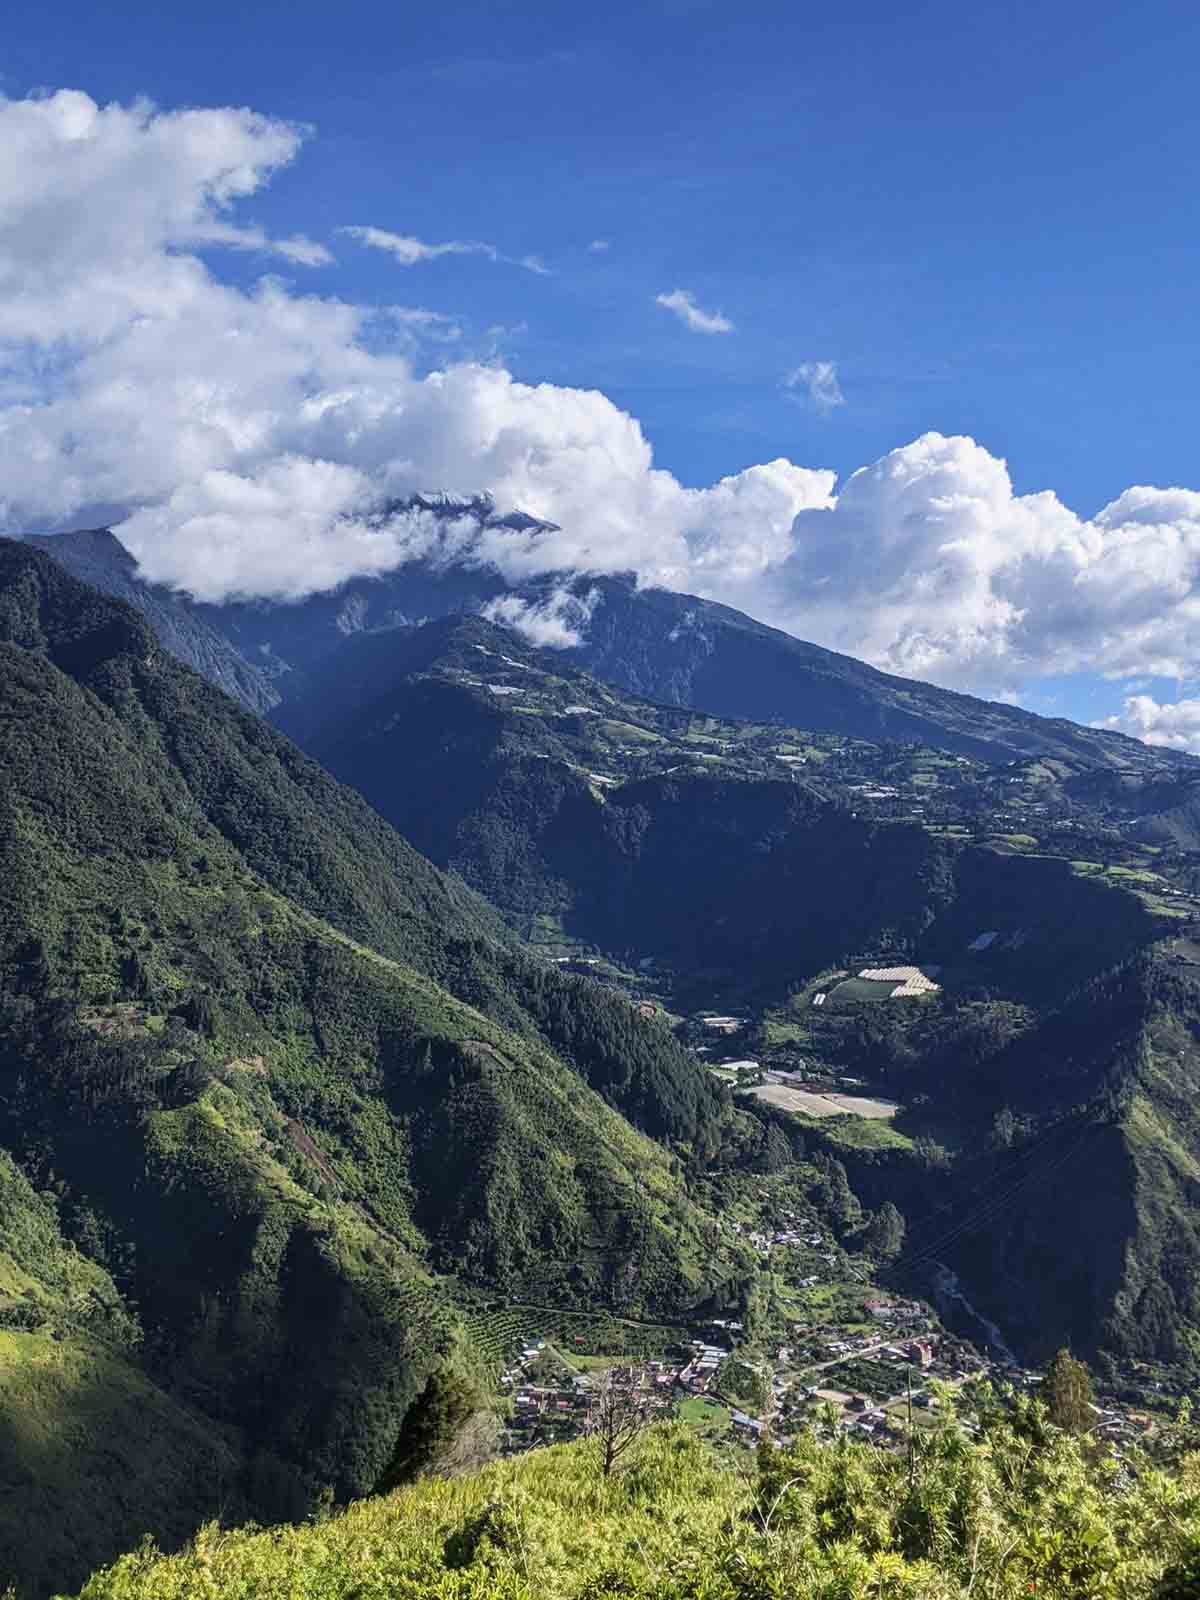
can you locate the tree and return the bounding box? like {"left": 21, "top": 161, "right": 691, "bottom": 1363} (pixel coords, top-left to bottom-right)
{"left": 1044, "top": 1347, "right": 1094, "bottom": 1435}
{"left": 862, "top": 1201, "right": 906, "bottom": 1261}
{"left": 812, "top": 1154, "right": 862, "bottom": 1236}
{"left": 376, "top": 1366, "right": 483, "bottom": 1491}
{"left": 588, "top": 1371, "right": 650, "bottom": 1477}
{"left": 759, "top": 1122, "right": 793, "bottom": 1175}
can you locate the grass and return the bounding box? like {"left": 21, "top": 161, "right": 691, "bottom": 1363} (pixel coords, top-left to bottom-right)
{"left": 0, "top": 1330, "right": 239, "bottom": 1600}
{"left": 564, "top": 1353, "right": 633, "bottom": 1373}
{"left": 827, "top": 977, "right": 902, "bottom": 1005}
{"left": 760, "top": 1018, "right": 808, "bottom": 1046}
{"left": 674, "top": 1397, "right": 730, "bottom": 1429}
{"left": 807, "top": 1117, "right": 916, "bottom": 1153}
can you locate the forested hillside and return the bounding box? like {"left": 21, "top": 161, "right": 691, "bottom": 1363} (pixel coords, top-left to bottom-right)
{"left": 12, "top": 537, "right": 1200, "bottom": 1598}
{"left": 0, "top": 542, "right": 747, "bottom": 1596}
{"left": 282, "top": 616, "right": 1163, "bottom": 1004}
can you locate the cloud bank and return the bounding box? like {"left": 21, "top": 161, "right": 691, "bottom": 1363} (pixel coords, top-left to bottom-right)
{"left": 1095, "top": 696, "right": 1200, "bottom": 753}
{"left": 481, "top": 586, "right": 601, "bottom": 649}
{"left": 4, "top": 90, "right": 1200, "bottom": 745}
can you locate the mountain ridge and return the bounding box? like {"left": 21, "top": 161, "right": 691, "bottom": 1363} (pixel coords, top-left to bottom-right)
{"left": 26, "top": 521, "right": 1191, "bottom": 773}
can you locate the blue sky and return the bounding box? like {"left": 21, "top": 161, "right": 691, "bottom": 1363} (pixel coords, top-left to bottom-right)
{"left": 4, "top": 0, "right": 1200, "bottom": 743}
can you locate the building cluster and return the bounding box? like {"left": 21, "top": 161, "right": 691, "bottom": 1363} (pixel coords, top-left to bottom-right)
{"left": 492, "top": 1303, "right": 1163, "bottom": 1467}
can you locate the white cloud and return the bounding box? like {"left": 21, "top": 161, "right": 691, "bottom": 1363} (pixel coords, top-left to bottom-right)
{"left": 783, "top": 360, "right": 844, "bottom": 415}
{"left": 655, "top": 288, "right": 734, "bottom": 335}
{"left": 736, "top": 435, "right": 1200, "bottom": 697}
{"left": 1095, "top": 695, "right": 1200, "bottom": 755}
{"left": 340, "top": 226, "right": 497, "bottom": 265}
{"left": 388, "top": 306, "right": 463, "bottom": 341}
{"left": 588, "top": 239, "right": 610, "bottom": 252}
{"left": 342, "top": 225, "right": 549, "bottom": 274}
{"left": 0, "top": 88, "right": 311, "bottom": 348}
{"left": 481, "top": 586, "right": 601, "bottom": 649}
{"left": 6, "top": 86, "right": 1200, "bottom": 753}
{"left": 270, "top": 234, "right": 335, "bottom": 267}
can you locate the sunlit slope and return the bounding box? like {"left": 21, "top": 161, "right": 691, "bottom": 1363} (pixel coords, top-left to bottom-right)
{"left": 0, "top": 541, "right": 747, "bottom": 1595}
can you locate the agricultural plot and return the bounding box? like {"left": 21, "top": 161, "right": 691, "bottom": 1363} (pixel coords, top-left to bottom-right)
{"left": 828, "top": 977, "right": 903, "bottom": 1004}
{"left": 461, "top": 1304, "right": 688, "bottom": 1378}
{"left": 746, "top": 1083, "right": 900, "bottom": 1120}
{"left": 827, "top": 965, "right": 940, "bottom": 1004}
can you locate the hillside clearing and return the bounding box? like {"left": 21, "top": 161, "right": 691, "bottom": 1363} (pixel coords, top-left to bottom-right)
{"left": 743, "top": 1084, "right": 900, "bottom": 1120}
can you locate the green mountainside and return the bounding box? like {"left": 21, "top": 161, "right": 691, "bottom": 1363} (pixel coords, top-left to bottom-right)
{"left": 562, "top": 574, "right": 1188, "bottom": 769}
{"left": 30, "top": 526, "right": 1195, "bottom": 772}
{"left": 750, "top": 935, "right": 1200, "bottom": 1371}
{"left": 278, "top": 615, "right": 1169, "bottom": 1005}
{"left": 13, "top": 537, "right": 1200, "bottom": 1599}
{"left": 0, "top": 541, "right": 748, "bottom": 1595}
{"left": 0, "top": 1149, "right": 240, "bottom": 1600}
{"left": 257, "top": 610, "right": 1200, "bottom": 1378}
{"left": 25, "top": 529, "right": 280, "bottom": 715}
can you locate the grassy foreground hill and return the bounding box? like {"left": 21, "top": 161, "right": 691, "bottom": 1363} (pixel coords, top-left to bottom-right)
{"left": 0, "top": 541, "right": 748, "bottom": 1595}
{"left": 53, "top": 1415, "right": 1200, "bottom": 1600}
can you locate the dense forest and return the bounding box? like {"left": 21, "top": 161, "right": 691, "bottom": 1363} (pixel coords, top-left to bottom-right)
{"left": 0, "top": 542, "right": 749, "bottom": 1595}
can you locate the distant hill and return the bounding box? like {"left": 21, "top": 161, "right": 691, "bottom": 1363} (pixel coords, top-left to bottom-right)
{"left": 25, "top": 528, "right": 280, "bottom": 714}
{"left": 559, "top": 574, "right": 1187, "bottom": 772}
{"left": 0, "top": 540, "right": 746, "bottom": 1595}
{"left": 28, "top": 520, "right": 1191, "bottom": 772}
{"left": 270, "top": 614, "right": 1168, "bottom": 1007}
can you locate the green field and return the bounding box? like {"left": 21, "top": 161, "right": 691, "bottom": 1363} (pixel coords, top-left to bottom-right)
{"left": 675, "top": 1397, "right": 730, "bottom": 1428}
{"left": 827, "top": 977, "right": 902, "bottom": 1005}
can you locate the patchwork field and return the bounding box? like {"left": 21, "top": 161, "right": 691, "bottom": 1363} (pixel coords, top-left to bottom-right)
{"left": 827, "top": 965, "right": 941, "bottom": 1004}
{"left": 746, "top": 1083, "right": 900, "bottom": 1120}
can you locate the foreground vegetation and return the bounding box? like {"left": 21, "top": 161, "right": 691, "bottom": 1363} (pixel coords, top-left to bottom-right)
{"left": 50, "top": 1404, "right": 1200, "bottom": 1600}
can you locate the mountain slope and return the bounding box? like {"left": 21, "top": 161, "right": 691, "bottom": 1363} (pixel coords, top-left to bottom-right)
{"left": 559, "top": 575, "right": 1187, "bottom": 772}
{"left": 0, "top": 1148, "right": 239, "bottom": 1600}
{"left": 895, "top": 944, "right": 1200, "bottom": 1367}
{"left": 280, "top": 615, "right": 1165, "bottom": 1004}
{"left": 25, "top": 528, "right": 279, "bottom": 714}
{"left": 29, "top": 520, "right": 1191, "bottom": 771}
{"left": 50, "top": 1421, "right": 1200, "bottom": 1600}
{"left": 0, "top": 541, "right": 746, "bottom": 1595}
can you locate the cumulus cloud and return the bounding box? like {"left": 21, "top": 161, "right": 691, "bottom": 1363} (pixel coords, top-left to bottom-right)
{"left": 783, "top": 360, "right": 844, "bottom": 414}
{"left": 655, "top": 288, "right": 734, "bottom": 334}
{"left": 7, "top": 87, "right": 1200, "bottom": 750}
{"left": 342, "top": 225, "right": 549, "bottom": 274}
{"left": 1095, "top": 695, "right": 1200, "bottom": 754}
{"left": 727, "top": 435, "right": 1200, "bottom": 698}
{"left": 588, "top": 238, "right": 610, "bottom": 252}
